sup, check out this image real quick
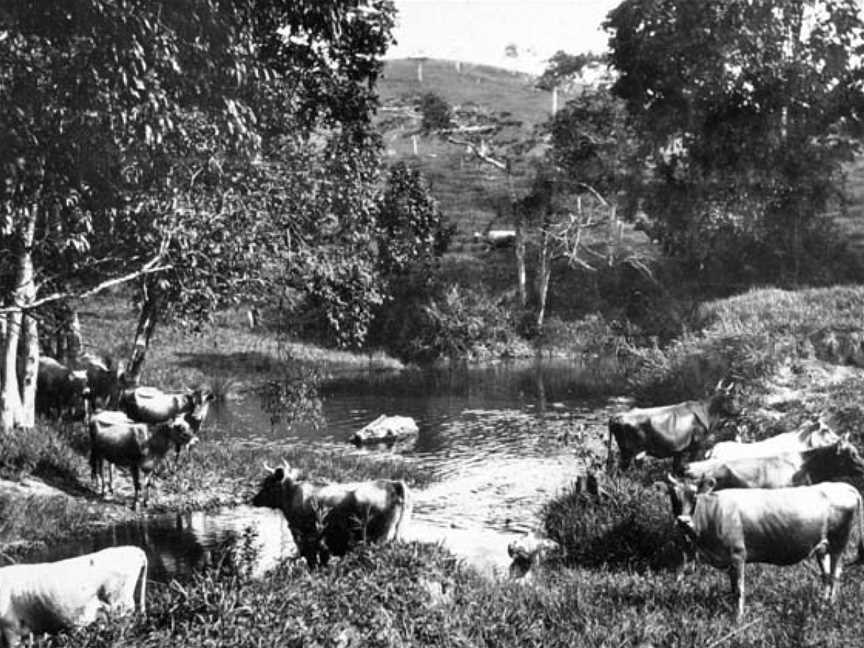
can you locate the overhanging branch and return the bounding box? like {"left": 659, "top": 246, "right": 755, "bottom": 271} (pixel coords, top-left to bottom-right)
{"left": 0, "top": 256, "right": 172, "bottom": 315}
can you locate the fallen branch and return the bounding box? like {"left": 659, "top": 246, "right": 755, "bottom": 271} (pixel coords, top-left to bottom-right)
{"left": 705, "top": 617, "right": 761, "bottom": 648}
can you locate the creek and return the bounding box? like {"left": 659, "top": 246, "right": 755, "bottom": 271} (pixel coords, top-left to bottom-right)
{"left": 35, "top": 357, "right": 630, "bottom": 579}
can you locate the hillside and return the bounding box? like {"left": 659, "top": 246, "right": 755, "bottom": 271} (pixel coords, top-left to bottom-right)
{"left": 375, "top": 58, "right": 578, "bottom": 245}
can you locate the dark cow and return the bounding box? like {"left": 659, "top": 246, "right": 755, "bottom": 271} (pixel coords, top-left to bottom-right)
{"left": 706, "top": 418, "right": 839, "bottom": 461}
{"left": 251, "top": 461, "right": 411, "bottom": 568}
{"left": 607, "top": 384, "right": 741, "bottom": 473}
{"left": 119, "top": 386, "right": 213, "bottom": 460}
{"left": 684, "top": 437, "right": 864, "bottom": 490}
{"left": 659, "top": 475, "right": 864, "bottom": 620}
{"left": 35, "top": 357, "right": 90, "bottom": 421}
{"left": 89, "top": 410, "right": 197, "bottom": 510}
{"left": 75, "top": 353, "right": 123, "bottom": 410}
{"left": 0, "top": 546, "right": 147, "bottom": 647}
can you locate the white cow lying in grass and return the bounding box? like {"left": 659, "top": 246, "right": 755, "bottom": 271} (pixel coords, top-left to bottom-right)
{"left": 0, "top": 546, "right": 147, "bottom": 646}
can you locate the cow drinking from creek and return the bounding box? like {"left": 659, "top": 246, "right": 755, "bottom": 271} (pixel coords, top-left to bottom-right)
{"left": 89, "top": 410, "right": 198, "bottom": 510}
{"left": 607, "top": 381, "right": 742, "bottom": 473}
{"left": 684, "top": 436, "right": 864, "bottom": 490}
{"left": 658, "top": 475, "right": 864, "bottom": 620}
{"left": 251, "top": 461, "right": 411, "bottom": 568}
{"left": 0, "top": 546, "right": 147, "bottom": 647}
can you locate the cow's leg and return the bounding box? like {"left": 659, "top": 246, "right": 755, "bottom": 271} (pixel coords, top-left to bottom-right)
{"left": 141, "top": 470, "right": 153, "bottom": 508}
{"left": 130, "top": 466, "right": 141, "bottom": 510}
{"left": 728, "top": 559, "right": 746, "bottom": 621}
{"left": 106, "top": 462, "right": 114, "bottom": 495}
{"left": 618, "top": 449, "right": 633, "bottom": 472}
{"left": 672, "top": 454, "right": 684, "bottom": 476}
{"left": 827, "top": 549, "right": 844, "bottom": 602}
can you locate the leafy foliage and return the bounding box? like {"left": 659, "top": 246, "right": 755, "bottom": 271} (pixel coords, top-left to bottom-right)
{"left": 418, "top": 92, "right": 453, "bottom": 134}
{"left": 605, "top": 0, "right": 864, "bottom": 283}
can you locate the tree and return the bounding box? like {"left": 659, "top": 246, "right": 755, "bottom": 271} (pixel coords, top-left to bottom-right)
{"left": 0, "top": 1, "right": 398, "bottom": 428}
{"left": 606, "top": 0, "right": 864, "bottom": 284}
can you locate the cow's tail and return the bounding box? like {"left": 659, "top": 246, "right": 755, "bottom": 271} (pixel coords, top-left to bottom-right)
{"left": 391, "top": 481, "right": 412, "bottom": 541}
{"left": 137, "top": 551, "right": 148, "bottom": 615}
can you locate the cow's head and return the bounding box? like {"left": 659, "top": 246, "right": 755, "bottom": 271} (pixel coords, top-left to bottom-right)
{"left": 656, "top": 474, "right": 714, "bottom": 524}
{"left": 708, "top": 379, "right": 742, "bottom": 420}
{"left": 184, "top": 389, "right": 215, "bottom": 434}
{"left": 165, "top": 416, "right": 197, "bottom": 448}
{"left": 820, "top": 435, "right": 864, "bottom": 477}
{"left": 251, "top": 460, "right": 300, "bottom": 509}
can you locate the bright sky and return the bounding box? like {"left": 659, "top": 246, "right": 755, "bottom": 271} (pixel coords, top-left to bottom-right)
{"left": 386, "top": 0, "right": 621, "bottom": 74}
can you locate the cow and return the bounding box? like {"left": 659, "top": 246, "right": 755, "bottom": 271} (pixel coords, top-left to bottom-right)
{"left": 607, "top": 383, "right": 742, "bottom": 473}
{"left": 684, "top": 437, "right": 864, "bottom": 490}
{"left": 658, "top": 475, "right": 864, "bottom": 620}
{"left": 35, "top": 357, "right": 90, "bottom": 422}
{"left": 705, "top": 418, "right": 839, "bottom": 462}
{"left": 75, "top": 353, "right": 124, "bottom": 411}
{"left": 251, "top": 461, "right": 411, "bottom": 568}
{"left": 89, "top": 410, "right": 197, "bottom": 510}
{"left": 507, "top": 533, "right": 559, "bottom": 581}
{"left": 0, "top": 546, "right": 147, "bottom": 647}
{"left": 119, "top": 386, "right": 213, "bottom": 461}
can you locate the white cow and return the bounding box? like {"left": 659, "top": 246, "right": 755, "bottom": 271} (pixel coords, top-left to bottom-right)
{"left": 705, "top": 419, "right": 839, "bottom": 461}
{"left": 0, "top": 546, "right": 147, "bottom": 646}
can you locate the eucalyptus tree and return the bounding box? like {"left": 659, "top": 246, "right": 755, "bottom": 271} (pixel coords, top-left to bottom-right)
{"left": 606, "top": 0, "right": 864, "bottom": 284}
{"left": 0, "top": 1, "right": 397, "bottom": 429}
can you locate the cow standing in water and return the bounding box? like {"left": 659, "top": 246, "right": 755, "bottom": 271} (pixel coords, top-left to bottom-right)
{"left": 659, "top": 475, "right": 864, "bottom": 620}
{"left": 251, "top": 461, "right": 411, "bottom": 568}
{"left": 607, "top": 382, "right": 741, "bottom": 473}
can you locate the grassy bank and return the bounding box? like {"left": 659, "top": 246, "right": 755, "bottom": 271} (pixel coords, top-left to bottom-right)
{"left": 10, "top": 285, "right": 864, "bottom": 646}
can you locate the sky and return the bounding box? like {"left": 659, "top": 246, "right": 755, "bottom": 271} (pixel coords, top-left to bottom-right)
{"left": 385, "top": 0, "right": 621, "bottom": 74}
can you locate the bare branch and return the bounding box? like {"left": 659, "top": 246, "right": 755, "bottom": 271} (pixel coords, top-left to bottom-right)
{"left": 0, "top": 256, "right": 172, "bottom": 315}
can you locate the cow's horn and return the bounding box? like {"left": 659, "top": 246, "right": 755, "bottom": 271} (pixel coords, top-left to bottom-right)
{"left": 666, "top": 473, "right": 680, "bottom": 486}
{"left": 715, "top": 378, "right": 725, "bottom": 392}
{"left": 263, "top": 461, "right": 276, "bottom": 474}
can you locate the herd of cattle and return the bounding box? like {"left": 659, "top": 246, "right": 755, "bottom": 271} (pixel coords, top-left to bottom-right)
{"left": 6, "top": 366, "right": 864, "bottom": 643}
{"left": 608, "top": 380, "right": 864, "bottom": 620}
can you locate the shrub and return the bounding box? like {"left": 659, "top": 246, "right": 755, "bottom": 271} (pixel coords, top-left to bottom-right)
{"left": 542, "top": 470, "right": 680, "bottom": 571}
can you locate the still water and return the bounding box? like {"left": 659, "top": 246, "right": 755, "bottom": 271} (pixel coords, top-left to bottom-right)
{"left": 36, "top": 357, "right": 628, "bottom": 579}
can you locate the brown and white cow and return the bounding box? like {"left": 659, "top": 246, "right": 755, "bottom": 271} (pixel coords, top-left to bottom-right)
{"left": 659, "top": 475, "right": 864, "bottom": 620}
{"left": 89, "top": 410, "right": 197, "bottom": 510}
{"left": 607, "top": 383, "right": 741, "bottom": 473}
{"left": 684, "top": 437, "right": 864, "bottom": 490}
{"left": 251, "top": 461, "right": 411, "bottom": 568}
{"left": 0, "top": 546, "right": 147, "bottom": 647}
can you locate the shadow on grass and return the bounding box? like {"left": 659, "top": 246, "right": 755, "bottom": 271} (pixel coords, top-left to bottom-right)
{"left": 174, "top": 351, "right": 285, "bottom": 378}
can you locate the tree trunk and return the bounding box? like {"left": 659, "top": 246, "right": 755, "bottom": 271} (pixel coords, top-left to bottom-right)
{"left": 126, "top": 285, "right": 160, "bottom": 386}
{"left": 1, "top": 204, "right": 38, "bottom": 431}
{"left": 507, "top": 169, "right": 527, "bottom": 309}
{"left": 66, "top": 307, "right": 82, "bottom": 363}
{"left": 535, "top": 229, "right": 553, "bottom": 332}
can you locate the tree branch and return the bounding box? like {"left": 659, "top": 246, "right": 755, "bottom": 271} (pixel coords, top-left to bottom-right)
{"left": 0, "top": 256, "right": 172, "bottom": 315}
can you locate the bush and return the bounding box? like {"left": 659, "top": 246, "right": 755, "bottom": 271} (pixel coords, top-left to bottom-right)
{"left": 0, "top": 424, "right": 84, "bottom": 483}
{"left": 542, "top": 470, "right": 680, "bottom": 572}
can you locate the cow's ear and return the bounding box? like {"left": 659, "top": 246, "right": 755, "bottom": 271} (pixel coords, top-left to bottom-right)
{"left": 698, "top": 477, "right": 716, "bottom": 494}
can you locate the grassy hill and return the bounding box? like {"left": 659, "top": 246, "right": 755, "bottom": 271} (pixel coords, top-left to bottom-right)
{"left": 375, "top": 58, "right": 578, "bottom": 246}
